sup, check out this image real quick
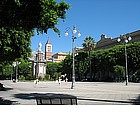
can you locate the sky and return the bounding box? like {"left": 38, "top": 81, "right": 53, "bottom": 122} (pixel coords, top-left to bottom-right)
{"left": 30, "top": 0, "right": 140, "bottom": 54}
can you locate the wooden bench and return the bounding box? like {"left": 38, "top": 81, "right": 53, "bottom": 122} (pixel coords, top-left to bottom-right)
{"left": 36, "top": 94, "right": 77, "bottom": 105}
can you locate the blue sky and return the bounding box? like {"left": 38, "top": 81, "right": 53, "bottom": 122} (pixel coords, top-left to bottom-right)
{"left": 30, "top": 0, "right": 140, "bottom": 54}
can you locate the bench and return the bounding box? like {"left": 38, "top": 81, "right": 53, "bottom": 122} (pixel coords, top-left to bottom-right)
{"left": 36, "top": 94, "right": 77, "bottom": 105}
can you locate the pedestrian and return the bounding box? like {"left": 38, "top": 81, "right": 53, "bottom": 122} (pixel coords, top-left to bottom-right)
{"left": 58, "top": 77, "right": 61, "bottom": 85}
{"left": 34, "top": 79, "right": 39, "bottom": 86}
{"left": 65, "top": 77, "right": 68, "bottom": 82}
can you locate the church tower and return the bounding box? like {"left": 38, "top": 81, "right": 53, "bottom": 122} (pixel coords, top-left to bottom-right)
{"left": 45, "top": 38, "right": 53, "bottom": 61}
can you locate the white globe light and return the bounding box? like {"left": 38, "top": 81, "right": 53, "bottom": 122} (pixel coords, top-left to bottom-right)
{"left": 65, "top": 32, "right": 68, "bottom": 36}
{"left": 125, "top": 39, "right": 128, "bottom": 43}
{"left": 128, "top": 36, "right": 132, "bottom": 41}
{"left": 117, "top": 38, "right": 121, "bottom": 42}
{"left": 78, "top": 33, "right": 81, "bottom": 37}
{"left": 73, "top": 29, "right": 77, "bottom": 34}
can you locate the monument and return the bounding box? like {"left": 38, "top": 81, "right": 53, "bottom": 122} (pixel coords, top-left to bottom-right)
{"left": 32, "top": 42, "right": 46, "bottom": 79}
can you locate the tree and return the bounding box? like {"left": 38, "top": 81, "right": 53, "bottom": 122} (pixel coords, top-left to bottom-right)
{"left": 18, "top": 59, "right": 32, "bottom": 80}
{"left": 113, "top": 65, "right": 125, "bottom": 82}
{"left": 0, "top": 0, "right": 70, "bottom": 34}
{"left": 0, "top": 0, "right": 70, "bottom": 62}
{"left": 0, "top": 27, "right": 33, "bottom": 62}
{"left": 0, "top": 63, "right": 13, "bottom": 80}
{"left": 75, "top": 52, "right": 89, "bottom": 81}
{"left": 61, "top": 53, "right": 89, "bottom": 81}
{"left": 61, "top": 54, "right": 72, "bottom": 80}
{"left": 82, "top": 36, "right": 95, "bottom": 81}
{"left": 82, "top": 36, "right": 95, "bottom": 51}
{"left": 46, "top": 62, "right": 61, "bottom": 80}
{"left": 61, "top": 40, "right": 140, "bottom": 82}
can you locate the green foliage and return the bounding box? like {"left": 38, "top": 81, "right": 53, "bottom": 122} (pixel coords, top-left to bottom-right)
{"left": 44, "top": 74, "right": 50, "bottom": 80}
{"left": 0, "top": 27, "right": 33, "bottom": 62}
{"left": 75, "top": 52, "right": 89, "bottom": 80}
{"left": 113, "top": 65, "right": 125, "bottom": 82}
{"left": 131, "top": 69, "right": 140, "bottom": 82}
{"left": 113, "top": 65, "right": 125, "bottom": 76}
{"left": 46, "top": 62, "right": 61, "bottom": 80}
{"left": 82, "top": 36, "right": 95, "bottom": 51}
{"left": 18, "top": 59, "right": 32, "bottom": 80}
{"left": 61, "top": 54, "right": 72, "bottom": 74}
{"left": 0, "top": 63, "right": 13, "bottom": 79}
{"left": 0, "top": 0, "right": 70, "bottom": 62}
{"left": 18, "top": 75, "right": 25, "bottom": 81}
{"left": 0, "top": 0, "right": 70, "bottom": 34}
{"left": 61, "top": 42, "right": 140, "bottom": 82}
{"left": 38, "top": 76, "right": 43, "bottom": 81}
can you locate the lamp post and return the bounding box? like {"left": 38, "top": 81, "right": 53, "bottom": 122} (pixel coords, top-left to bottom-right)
{"left": 12, "top": 61, "right": 20, "bottom": 82}
{"left": 36, "top": 53, "right": 39, "bottom": 79}
{"left": 12, "top": 62, "right": 16, "bottom": 81}
{"left": 65, "top": 26, "right": 81, "bottom": 89}
{"left": 117, "top": 35, "right": 132, "bottom": 86}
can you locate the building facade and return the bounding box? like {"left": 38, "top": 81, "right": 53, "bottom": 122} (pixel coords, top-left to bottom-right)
{"left": 45, "top": 38, "right": 53, "bottom": 61}
{"left": 95, "top": 30, "right": 140, "bottom": 50}
{"left": 30, "top": 39, "right": 68, "bottom": 79}
{"left": 52, "top": 52, "right": 68, "bottom": 63}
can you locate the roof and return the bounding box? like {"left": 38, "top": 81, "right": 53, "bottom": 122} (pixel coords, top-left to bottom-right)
{"left": 52, "top": 52, "right": 68, "bottom": 57}
{"left": 46, "top": 38, "right": 51, "bottom": 44}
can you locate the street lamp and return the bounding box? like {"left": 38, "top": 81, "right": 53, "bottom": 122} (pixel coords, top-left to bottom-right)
{"left": 117, "top": 34, "right": 132, "bottom": 86}
{"left": 65, "top": 26, "right": 81, "bottom": 89}
{"left": 12, "top": 61, "right": 20, "bottom": 82}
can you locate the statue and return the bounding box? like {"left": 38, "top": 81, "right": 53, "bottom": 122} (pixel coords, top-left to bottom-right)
{"left": 38, "top": 42, "right": 42, "bottom": 52}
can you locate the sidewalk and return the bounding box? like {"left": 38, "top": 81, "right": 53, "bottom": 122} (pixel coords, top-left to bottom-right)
{"left": 0, "top": 80, "right": 140, "bottom": 105}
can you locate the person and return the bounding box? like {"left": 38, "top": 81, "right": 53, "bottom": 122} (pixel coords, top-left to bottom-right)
{"left": 65, "top": 77, "right": 68, "bottom": 82}
{"left": 13, "top": 79, "right": 16, "bottom": 83}
{"left": 34, "top": 79, "right": 39, "bottom": 85}
{"left": 58, "top": 77, "right": 61, "bottom": 85}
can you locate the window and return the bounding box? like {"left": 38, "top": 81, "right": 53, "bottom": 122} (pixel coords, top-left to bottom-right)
{"left": 47, "top": 46, "right": 51, "bottom": 52}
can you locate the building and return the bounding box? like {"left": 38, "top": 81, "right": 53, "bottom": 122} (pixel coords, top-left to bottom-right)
{"left": 45, "top": 38, "right": 53, "bottom": 61}
{"left": 30, "top": 39, "right": 69, "bottom": 78}
{"left": 52, "top": 52, "right": 68, "bottom": 63}
{"left": 95, "top": 30, "right": 140, "bottom": 50}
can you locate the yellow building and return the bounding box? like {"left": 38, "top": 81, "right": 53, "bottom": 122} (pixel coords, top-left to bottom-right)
{"left": 52, "top": 52, "right": 68, "bottom": 63}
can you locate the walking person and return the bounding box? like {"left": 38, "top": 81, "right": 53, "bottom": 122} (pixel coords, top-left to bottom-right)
{"left": 58, "top": 77, "right": 61, "bottom": 86}
{"left": 34, "top": 79, "right": 39, "bottom": 86}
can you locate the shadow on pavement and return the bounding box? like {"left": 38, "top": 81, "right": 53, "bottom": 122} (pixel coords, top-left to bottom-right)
{"left": 14, "top": 93, "right": 76, "bottom": 100}
{"left": 78, "top": 98, "right": 133, "bottom": 104}
{"left": 0, "top": 88, "right": 13, "bottom": 91}
{"left": 0, "top": 97, "right": 17, "bottom": 105}
{"left": 79, "top": 95, "right": 140, "bottom": 105}
{"left": 130, "top": 95, "right": 140, "bottom": 105}
{"left": 13, "top": 93, "right": 140, "bottom": 105}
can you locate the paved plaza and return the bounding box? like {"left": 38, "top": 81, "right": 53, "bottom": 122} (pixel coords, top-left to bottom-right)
{"left": 0, "top": 80, "right": 140, "bottom": 105}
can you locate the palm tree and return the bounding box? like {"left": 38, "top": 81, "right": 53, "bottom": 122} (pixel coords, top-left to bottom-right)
{"left": 82, "top": 36, "right": 95, "bottom": 81}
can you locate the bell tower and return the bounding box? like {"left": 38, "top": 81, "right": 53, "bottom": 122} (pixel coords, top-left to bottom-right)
{"left": 45, "top": 38, "right": 53, "bottom": 61}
